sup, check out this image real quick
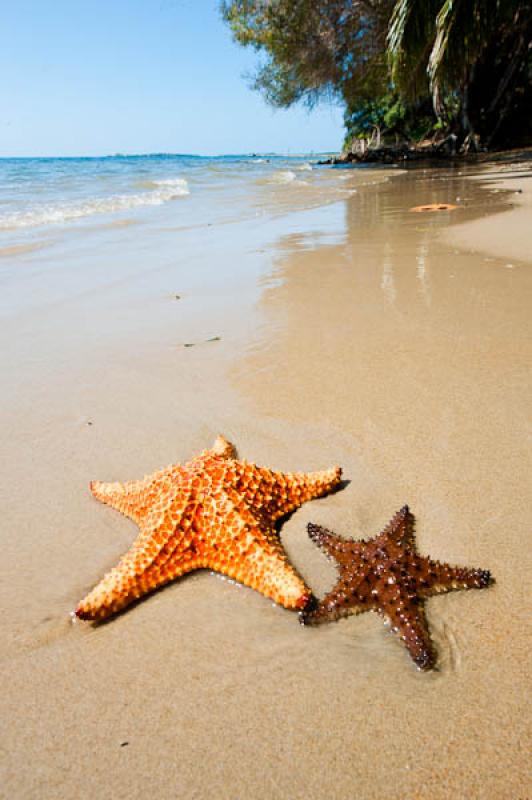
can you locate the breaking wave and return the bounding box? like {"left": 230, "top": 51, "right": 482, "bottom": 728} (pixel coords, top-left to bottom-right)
{"left": 139, "top": 177, "right": 189, "bottom": 189}
{"left": 268, "top": 170, "right": 297, "bottom": 184}
{"left": 0, "top": 182, "right": 189, "bottom": 229}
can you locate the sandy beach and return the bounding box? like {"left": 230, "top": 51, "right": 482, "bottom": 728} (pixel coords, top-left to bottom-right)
{"left": 1, "top": 157, "right": 531, "bottom": 799}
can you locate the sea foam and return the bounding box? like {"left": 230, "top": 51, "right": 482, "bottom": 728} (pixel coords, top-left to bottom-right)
{"left": 0, "top": 181, "right": 189, "bottom": 230}
{"left": 142, "top": 177, "right": 190, "bottom": 189}
{"left": 268, "top": 170, "right": 297, "bottom": 184}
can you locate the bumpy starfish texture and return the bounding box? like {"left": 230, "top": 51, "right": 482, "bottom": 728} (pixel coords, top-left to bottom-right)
{"left": 300, "top": 506, "right": 492, "bottom": 670}
{"left": 76, "top": 436, "right": 342, "bottom": 621}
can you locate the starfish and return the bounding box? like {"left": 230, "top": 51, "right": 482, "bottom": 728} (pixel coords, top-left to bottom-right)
{"left": 76, "top": 436, "right": 342, "bottom": 620}
{"left": 409, "top": 203, "right": 458, "bottom": 212}
{"left": 300, "top": 506, "right": 492, "bottom": 670}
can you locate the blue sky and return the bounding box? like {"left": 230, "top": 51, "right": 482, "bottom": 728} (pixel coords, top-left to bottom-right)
{"left": 0, "top": 0, "right": 344, "bottom": 157}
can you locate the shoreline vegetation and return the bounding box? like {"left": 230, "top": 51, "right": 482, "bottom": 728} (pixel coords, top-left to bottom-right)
{"left": 222, "top": 2, "right": 532, "bottom": 159}
{"left": 318, "top": 142, "right": 532, "bottom": 166}
{"left": 318, "top": 136, "right": 470, "bottom": 165}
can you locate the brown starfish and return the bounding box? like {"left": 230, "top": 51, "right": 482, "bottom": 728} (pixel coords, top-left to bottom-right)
{"left": 300, "top": 506, "right": 492, "bottom": 670}
{"left": 76, "top": 436, "right": 342, "bottom": 621}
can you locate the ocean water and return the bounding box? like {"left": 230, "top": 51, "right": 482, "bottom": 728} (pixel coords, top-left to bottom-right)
{"left": 0, "top": 152, "right": 371, "bottom": 342}
{"left": 0, "top": 153, "right": 356, "bottom": 254}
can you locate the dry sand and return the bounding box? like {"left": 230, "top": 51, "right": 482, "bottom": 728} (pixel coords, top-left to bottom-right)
{"left": 1, "top": 161, "right": 531, "bottom": 799}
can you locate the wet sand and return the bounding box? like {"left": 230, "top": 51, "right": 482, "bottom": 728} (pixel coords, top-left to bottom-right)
{"left": 1, "top": 161, "right": 531, "bottom": 799}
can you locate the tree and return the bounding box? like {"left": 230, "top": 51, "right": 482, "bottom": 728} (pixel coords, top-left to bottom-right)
{"left": 221, "top": 1, "right": 394, "bottom": 108}
{"left": 222, "top": 0, "right": 532, "bottom": 150}
{"left": 388, "top": 0, "right": 532, "bottom": 147}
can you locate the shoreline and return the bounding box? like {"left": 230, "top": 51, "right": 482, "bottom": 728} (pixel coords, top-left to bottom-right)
{"left": 319, "top": 143, "right": 532, "bottom": 167}
{"left": 2, "top": 158, "right": 530, "bottom": 799}
{"left": 443, "top": 163, "right": 532, "bottom": 263}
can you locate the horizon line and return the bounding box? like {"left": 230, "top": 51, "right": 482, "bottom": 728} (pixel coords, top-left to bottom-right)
{"left": 0, "top": 150, "right": 338, "bottom": 161}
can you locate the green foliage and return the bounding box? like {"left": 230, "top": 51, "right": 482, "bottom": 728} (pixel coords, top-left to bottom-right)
{"left": 222, "top": 0, "right": 532, "bottom": 149}
{"left": 344, "top": 96, "right": 402, "bottom": 141}
{"left": 388, "top": 0, "right": 532, "bottom": 142}
{"left": 343, "top": 94, "right": 436, "bottom": 145}
{"left": 221, "top": 0, "right": 394, "bottom": 109}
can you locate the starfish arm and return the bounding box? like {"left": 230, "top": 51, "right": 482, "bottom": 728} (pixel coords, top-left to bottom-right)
{"left": 377, "top": 505, "right": 416, "bottom": 550}
{"left": 90, "top": 477, "right": 155, "bottom": 523}
{"left": 300, "top": 574, "right": 369, "bottom": 625}
{"left": 198, "top": 494, "right": 312, "bottom": 609}
{"left": 385, "top": 597, "right": 436, "bottom": 670}
{"left": 417, "top": 558, "right": 492, "bottom": 598}
{"left": 211, "top": 535, "right": 312, "bottom": 609}
{"left": 307, "top": 522, "right": 364, "bottom": 566}
{"left": 75, "top": 538, "right": 198, "bottom": 620}
{"left": 267, "top": 466, "right": 343, "bottom": 520}
{"left": 77, "top": 486, "right": 197, "bottom": 620}
{"left": 89, "top": 460, "right": 184, "bottom": 524}
{"left": 221, "top": 462, "right": 342, "bottom": 522}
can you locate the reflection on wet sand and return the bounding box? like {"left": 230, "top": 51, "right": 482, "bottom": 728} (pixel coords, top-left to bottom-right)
{"left": 381, "top": 241, "right": 396, "bottom": 305}
{"left": 231, "top": 166, "right": 530, "bottom": 799}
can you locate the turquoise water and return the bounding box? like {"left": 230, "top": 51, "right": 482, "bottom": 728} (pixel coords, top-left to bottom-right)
{"left": 0, "top": 152, "right": 357, "bottom": 329}
{"left": 0, "top": 154, "right": 344, "bottom": 244}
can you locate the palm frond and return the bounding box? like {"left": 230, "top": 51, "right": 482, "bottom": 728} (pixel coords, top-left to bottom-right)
{"left": 387, "top": 0, "right": 441, "bottom": 96}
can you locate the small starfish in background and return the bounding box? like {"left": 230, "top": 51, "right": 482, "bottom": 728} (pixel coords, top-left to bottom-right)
{"left": 300, "top": 506, "right": 492, "bottom": 670}
{"left": 76, "top": 436, "right": 342, "bottom": 621}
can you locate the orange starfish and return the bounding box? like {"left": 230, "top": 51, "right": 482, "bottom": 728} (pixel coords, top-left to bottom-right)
{"left": 76, "top": 436, "right": 342, "bottom": 620}
{"left": 409, "top": 203, "right": 458, "bottom": 213}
